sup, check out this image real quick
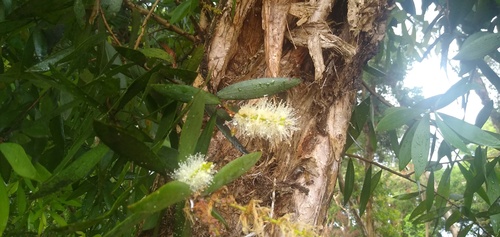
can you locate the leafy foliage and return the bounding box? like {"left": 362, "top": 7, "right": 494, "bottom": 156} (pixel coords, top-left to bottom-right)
{"left": 1, "top": 0, "right": 499, "bottom": 236}
{"left": 0, "top": 1, "right": 293, "bottom": 235}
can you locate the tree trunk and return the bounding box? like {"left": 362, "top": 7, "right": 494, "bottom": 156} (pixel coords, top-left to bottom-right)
{"left": 202, "top": 0, "right": 390, "bottom": 235}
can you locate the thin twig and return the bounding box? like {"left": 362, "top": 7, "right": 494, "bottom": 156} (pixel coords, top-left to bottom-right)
{"left": 99, "top": 6, "right": 122, "bottom": 46}
{"left": 360, "top": 80, "right": 393, "bottom": 107}
{"left": 134, "top": 0, "right": 161, "bottom": 49}
{"left": 344, "top": 153, "right": 492, "bottom": 235}
{"left": 124, "top": 0, "right": 199, "bottom": 43}
{"left": 344, "top": 153, "right": 413, "bottom": 182}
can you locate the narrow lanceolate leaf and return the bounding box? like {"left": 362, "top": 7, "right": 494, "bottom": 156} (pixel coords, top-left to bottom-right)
{"left": 33, "top": 144, "right": 109, "bottom": 199}
{"left": 453, "top": 32, "right": 500, "bottom": 61}
{"left": 343, "top": 158, "right": 355, "bottom": 205}
{"left": 439, "top": 113, "right": 500, "bottom": 148}
{"left": 435, "top": 114, "right": 470, "bottom": 154}
{"left": 195, "top": 114, "right": 217, "bottom": 154}
{"left": 409, "top": 201, "right": 427, "bottom": 220}
{"left": 140, "top": 48, "right": 174, "bottom": 63}
{"left": 216, "top": 78, "right": 301, "bottom": 100}
{"left": 393, "top": 191, "right": 423, "bottom": 200}
{"left": 359, "top": 166, "right": 372, "bottom": 216}
{"left": 435, "top": 167, "right": 451, "bottom": 210}
{"left": 94, "top": 121, "right": 173, "bottom": 173}
{"left": 128, "top": 181, "right": 191, "bottom": 213}
{"left": 178, "top": 94, "right": 206, "bottom": 162}
{"left": 0, "top": 176, "right": 8, "bottom": 236}
{"left": 445, "top": 210, "right": 461, "bottom": 231}
{"left": 475, "top": 100, "right": 493, "bottom": 128}
{"left": 376, "top": 107, "right": 425, "bottom": 131}
{"left": 426, "top": 171, "right": 435, "bottom": 212}
{"left": 151, "top": 84, "right": 221, "bottom": 105}
{"left": 0, "top": 143, "right": 41, "bottom": 181}
{"left": 412, "top": 113, "right": 430, "bottom": 179}
{"left": 104, "top": 213, "right": 151, "bottom": 237}
{"left": 398, "top": 121, "right": 418, "bottom": 170}
{"left": 203, "top": 152, "right": 262, "bottom": 195}
{"left": 433, "top": 78, "right": 479, "bottom": 110}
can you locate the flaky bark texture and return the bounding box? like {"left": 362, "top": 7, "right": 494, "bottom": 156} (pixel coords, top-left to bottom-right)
{"left": 202, "top": 0, "right": 390, "bottom": 235}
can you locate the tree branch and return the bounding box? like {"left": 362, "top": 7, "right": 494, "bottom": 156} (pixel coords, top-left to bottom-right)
{"left": 99, "top": 6, "right": 122, "bottom": 46}
{"left": 360, "top": 80, "right": 393, "bottom": 107}
{"left": 123, "top": 0, "right": 200, "bottom": 43}
{"left": 134, "top": 0, "right": 161, "bottom": 49}
{"left": 344, "top": 153, "right": 492, "bottom": 236}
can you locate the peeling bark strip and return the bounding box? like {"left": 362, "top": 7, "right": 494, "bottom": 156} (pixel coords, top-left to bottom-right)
{"left": 204, "top": 0, "right": 390, "bottom": 235}
{"left": 207, "top": 0, "right": 256, "bottom": 89}
{"left": 262, "top": 0, "right": 289, "bottom": 77}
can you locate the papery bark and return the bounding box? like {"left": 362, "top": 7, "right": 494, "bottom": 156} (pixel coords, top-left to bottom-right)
{"left": 204, "top": 0, "right": 390, "bottom": 235}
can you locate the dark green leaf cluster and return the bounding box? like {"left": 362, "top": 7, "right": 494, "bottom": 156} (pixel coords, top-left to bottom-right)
{"left": 0, "top": 1, "right": 300, "bottom": 236}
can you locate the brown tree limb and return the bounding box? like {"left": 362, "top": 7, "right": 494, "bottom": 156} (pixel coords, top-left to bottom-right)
{"left": 134, "top": 0, "right": 161, "bottom": 49}
{"left": 99, "top": 6, "right": 122, "bottom": 46}
{"left": 361, "top": 79, "right": 393, "bottom": 107}
{"left": 123, "top": 0, "right": 199, "bottom": 43}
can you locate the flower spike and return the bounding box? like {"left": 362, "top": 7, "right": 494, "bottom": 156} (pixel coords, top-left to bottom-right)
{"left": 230, "top": 99, "right": 299, "bottom": 145}
{"left": 172, "top": 153, "right": 216, "bottom": 193}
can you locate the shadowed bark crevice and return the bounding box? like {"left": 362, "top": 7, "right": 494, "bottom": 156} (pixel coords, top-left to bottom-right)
{"left": 201, "top": 0, "right": 391, "bottom": 235}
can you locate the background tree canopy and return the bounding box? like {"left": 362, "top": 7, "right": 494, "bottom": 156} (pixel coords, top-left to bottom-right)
{"left": 0, "top": 0, "right": 499, "bottom": 236}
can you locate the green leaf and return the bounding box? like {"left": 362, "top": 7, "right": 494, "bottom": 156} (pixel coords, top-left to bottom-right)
{"left": 203, "top": 152, "right": 262, "bottom": 195}
{"left": 216, "top": 78, "right": 302, "bottom": 100}
{"left": 453, "top": 32, "right": 500, "bottom": 60}
{"left": 393, "top": 190, "right": 423, "bottom": 200}
{"left": 475, "top": 100, "right": 493, "bottom": 128}
{"left": 376, "top": 107, "right": 425, "bottom": 131}
{"left": 0, "top": 19, "right": 32, "bottom": 34}
{"left": 141, "top": 48, "right": 174, "bottom": 63}
{"left": 409, "top": 201, "right": 427, "bottom": 220}
{"left": 345, "top": 98, "right": 370, "bottom": 150}
{"left": 101, "top": 0, "right": 123, "bottom": 17}
{"left": 433, "top": 78, "right": 479, "bottom": 110}
{"left": 425, "top": 171, "right": 435, "bottom": 212}
{"left": 398, "top": 121, "right": 418, "bottom": 170}
{"left": 445, "top": 210, "right": 461, "bottom": 231}
{"left": 458, "top": 224, "right": 473, "bottom": 237}
{"left": 0, "top": 143, "right": 41, "bottom": 181}
{"left": 359, "top": 166, "right": 372, "bottom": 216}
{"left": 477, "top": 60, "right": 500, "bottom": 92}
{"left": 93, "top": 121, "right": 173, "bottom": 173}
{"left": 170, "top": 0, "right": 199, "bottom": 24}
{"left": 74, "top": 0, "right": 86, "bottom": 28}
{"left": 33, "top": 144, "right": 109, "bottom": 198}
{"left": 178, "top": 94, "right": 206, "bottom": 162}
{"left": 0, "top": 176, "right": 8, "bottom": 236}
{"left": 114, "top": 46, "right": 147, "bottom": 66}
{"left": 370, "top": 170, "right": 382, "bottom": 194}
{"left": 413, "top": 207, "right": 450, "bottom": 223}
{"left": 151, "top": 84, "right": 221, "bottom": 105}
{"left": 104, "top": 213, "right": 150, "bottom": 237}
{"left": 27, "top": 48, "right": 74, "bottom": 72}
{"left": 411, "top": 113, "right": 430, "bottom": 178}
{"left": 211, "top": 208, "right": 229, "bottom": 229}
{"left": 435, "top": 114, "right": 470, "bottom": 154}
{"left": 182, "top": 45, "right": 204, "bottom": 71}
{"left": 438, "top": 113, "right": 500, "bottom": 148}
{"left": 435, "top": 167, "right": 451, "bottom": 210}
{"left": 129, "top": 181, "right": 191, "bottom": 213}
{"left": 158, "top": 68, "right": 199, "bottom": 84}
{"left": 195, "top": 114, "right": 217, "bottom": 154}
{"left": 116, "top": 66, "right": 159, "bottom": 111}
{"left": 343, "top": 158, "right": 355, "bottom": 205}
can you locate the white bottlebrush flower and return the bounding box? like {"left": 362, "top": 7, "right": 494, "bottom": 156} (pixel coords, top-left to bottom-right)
{"left": 172, "top": 153, "right": 216, "bottom": 193}
{"left": 230, "top": 99, "right": 299, "bottom": 145}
